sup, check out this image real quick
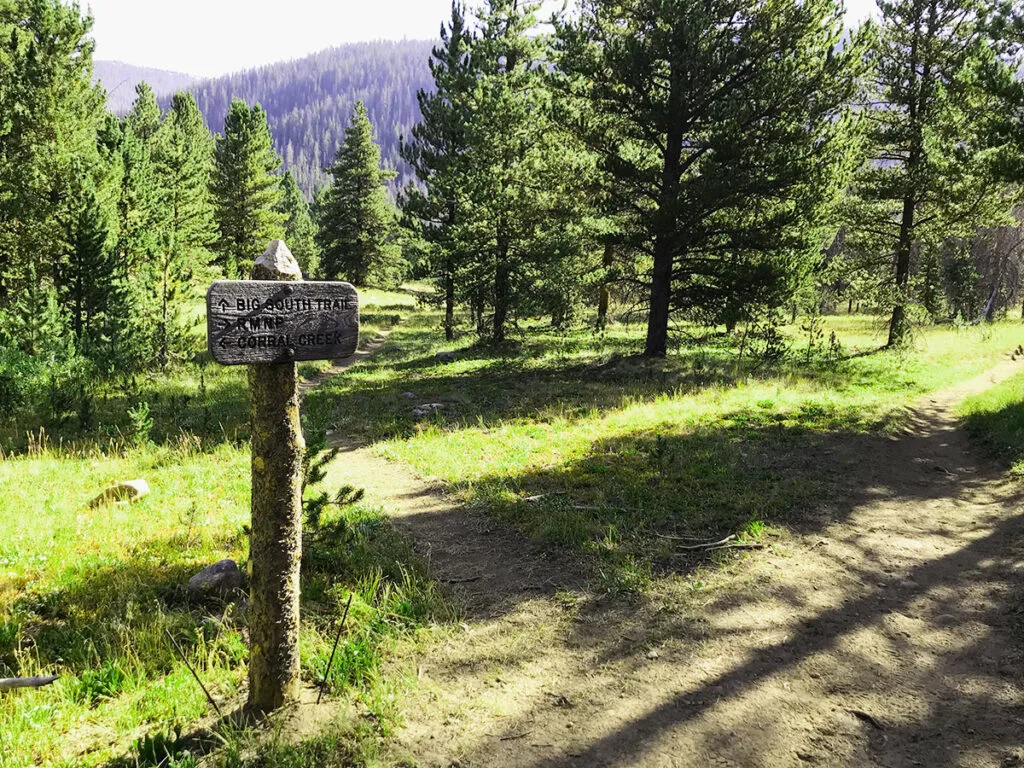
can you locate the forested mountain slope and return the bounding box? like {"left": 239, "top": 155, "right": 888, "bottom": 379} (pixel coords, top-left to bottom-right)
{"left": 94, "top": 61, "right": 196, "bottom": 114}
{"left": 176, "top": 41, "right": 434, "bottom": 196}
{"left": 97, "top": 41, "right": 433, "bottom": 198}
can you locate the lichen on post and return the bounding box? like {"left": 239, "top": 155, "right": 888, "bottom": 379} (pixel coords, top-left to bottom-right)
{"left": 245, "top": 240, "right": 305, "bottom": 714}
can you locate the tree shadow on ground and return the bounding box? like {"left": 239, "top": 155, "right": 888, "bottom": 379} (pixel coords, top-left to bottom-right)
{"left": 311, "top": 331, "right": 898, "bottom": 446}
{"left": 494, "top": 509, "right": 1024, "bottom": 768}
{"left": 385, "top": 389, "right": 1024, "bottom": 767}
{"left": 2, "top": 502, "right": 450, "bottom": 767}
{"left": 1, "top": 532, "right": 247, "bottom": 681}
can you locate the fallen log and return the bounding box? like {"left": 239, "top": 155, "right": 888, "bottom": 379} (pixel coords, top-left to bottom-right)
{"left": 0, "top": 676, "right": 58, "bottom": 691}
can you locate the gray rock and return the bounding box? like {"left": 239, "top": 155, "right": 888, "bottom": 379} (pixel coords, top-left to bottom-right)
{"left": 89, "top": 479, "right": 150, "bottom": 508}
{"left": 251, "top": 240, "right": 302, "bottom": 280}
{"left": 435, "top": 351, "right": 456, "bottom": 364}
{"left": 188, "top": 559, "right": 243, "bottom": 600}
{"left": 412, "top": 403, "right": 445, "bottom": 418}
{"left": 401, "top": 392, "right": 416, "bottom": 399}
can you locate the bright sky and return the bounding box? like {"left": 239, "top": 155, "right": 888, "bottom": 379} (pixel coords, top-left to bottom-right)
{"left": 85, "top": 0, "right": 881, "bottom": 79}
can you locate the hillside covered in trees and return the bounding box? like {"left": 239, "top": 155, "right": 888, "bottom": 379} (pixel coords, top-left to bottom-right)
{"left": 97, "top": 41, "right": 435, "bottom": 197}
{"left": 93, "top": 61, "right": 196, "bottom": 114}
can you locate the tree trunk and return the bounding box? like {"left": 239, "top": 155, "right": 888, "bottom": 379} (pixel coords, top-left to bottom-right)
{"left": 493, "top": 257, "right": 510, "bottom": 343}
{"left": 888, "top": 195, "right": 916, "bottom": 347}
{"left": 888, "top": 5, "right": 930, "bottom": 348}
{"left": 645, "top": 238, "right": 673, "bottom": 357}
{"left": 644, "top": 60, "right": 683, "bottom": 358}
{"left": 597, "top": 240, "right": 613, "bottom": 329}
{"left": 159, "top": 259, "right": 169, "bottom": 368}
{"left": 444, "top": 269, "right": 455, "bottom": 342}
{"left": 246, "top": 241, "right": 305, "bottom": 715}
{"left": 984, "top": 253, "right": 1009, "bottom": 323}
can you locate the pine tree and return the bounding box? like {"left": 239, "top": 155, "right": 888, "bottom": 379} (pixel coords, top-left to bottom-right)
{"left": 151, "top": 92, "right": 217, "bottom": 366}
{"left": 556, "top": 0, "right": 862, "bottom": 356}
{"left": 211, "top": 99, "right": 285, "bottom": 276}
{"left": 57, "top": 182, "right": 116, "bottom": 348}
{"left": 0, "top": 0, "right": 106, "bottom": 320}
{"left": 848, "top": 0, "right": 1018, "bottom": 346}
{"left": 401, "top": 1, "right": 476, "bottom": 339}
{"left": 317, "top": 101, "right": 401, "bottom": 285}
{"left": 275, "top": 171, "right": 319, "bottom": 275}
{"left": 124, "top": 81, "right": 161, "bottom": 141}
{"left": 452, "top": 0, "right": 594, "bottom": 342}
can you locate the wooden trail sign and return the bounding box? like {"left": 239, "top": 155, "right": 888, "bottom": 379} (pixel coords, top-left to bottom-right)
{"left": 207, "top": 280, "right": 359, "bottom": 365}
{"left": 205, "top": 240, "right": 360, "bottom": 715}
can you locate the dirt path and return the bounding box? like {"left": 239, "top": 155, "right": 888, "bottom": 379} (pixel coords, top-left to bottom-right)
{"left": 298, "top": 330, "right": 393, "bottom": 397}
{"left": 324, "top": 355, "right": 1024, "bottom": 768}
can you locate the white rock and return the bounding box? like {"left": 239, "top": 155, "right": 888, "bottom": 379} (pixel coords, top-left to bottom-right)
{"left": 412, "top": 403, "right": 445, "bottom": 418}
{"left": 252, "top": 240, "right": 302, "bottom": 280}
{"left": 89, "top": 479, "right": 150, "bottom": 508}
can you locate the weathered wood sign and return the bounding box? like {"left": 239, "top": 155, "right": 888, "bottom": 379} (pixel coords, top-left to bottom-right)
{"left": 206, "top": 280, "right": 359, "bottom": 365}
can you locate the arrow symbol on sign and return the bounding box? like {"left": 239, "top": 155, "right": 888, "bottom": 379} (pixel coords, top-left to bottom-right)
{"left": 218, "top": 299, "right": 229, "bottom": 311}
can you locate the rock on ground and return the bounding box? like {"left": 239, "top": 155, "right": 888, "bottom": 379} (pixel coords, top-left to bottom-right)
{"left": 188, "top": 559, "right": 244, "bottom": 600}
{"left": 88, "top": 479, "right": 150, "bottom": 508}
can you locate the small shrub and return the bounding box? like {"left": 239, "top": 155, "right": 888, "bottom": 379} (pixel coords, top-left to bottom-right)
{"left": 73, "top": 659, "right": 132, "bottom": 706}
{"left": 127, "top": 401, "right": 155, "bottom": 446}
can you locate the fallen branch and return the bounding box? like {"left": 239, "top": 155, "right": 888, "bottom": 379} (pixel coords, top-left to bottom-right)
{"left": 709, "top": 542, "right": 767, "bottom": 551}
{"left": 675, "top": 534, "right": 736, "bottom": 550}
{"left": 444, "top": 575, "right": 483, "bottom": 584}
{"left": 523, "top": 492, "right": 567, "bottom": 503}
{"left": 0, "top": 676, "right": 58, "bottom": 691}
{"left": 655, "top": 532, "right": 714, "bottom": 542}
{"left": 499, "top": 731, "right": 533, "bottom": 741}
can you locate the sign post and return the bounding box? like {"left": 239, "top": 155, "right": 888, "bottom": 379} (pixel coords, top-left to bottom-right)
{"left": 207, "top": 240, "right": 359, "bottom": 714}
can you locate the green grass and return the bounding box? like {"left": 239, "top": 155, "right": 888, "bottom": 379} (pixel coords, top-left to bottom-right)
{"left": 2, "top": 295, "right": 1020, "bottom": 765}
{"left": 309, "top": 312, "right": 1023, "bottom": 592}
{"left": 0, "top": 285, "right": 451, "bottom": 768}
{"left": 960, "top": 370, "right": 1024, "bottom": 477}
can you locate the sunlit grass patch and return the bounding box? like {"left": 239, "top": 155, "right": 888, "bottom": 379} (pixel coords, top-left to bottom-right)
{"left": 308, "top": 314, "right": 1023, "bottom": 591}
{"left": 959, "top": 369, "right": 1024, "bottom": 477}
{"left": 0, "top": 356, "right": 449, "bottom": 767}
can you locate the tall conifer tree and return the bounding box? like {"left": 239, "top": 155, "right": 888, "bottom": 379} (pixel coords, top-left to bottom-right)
{"left": 848, "top": 0, "right": 1016, "bottom": 345}
{"left": 556, "top": 0, "right": 862, "bottom": 356}
{"left": 58, "top": 182, "right": 115, "bottom": 346}
{"left": 276, "top": 171, "right": 319, "bottom": 275}
{"left": 124, "top": 81, "right": 161, "bottom": 141}
{"left": 151, "top": 92, "right": 217, "bottom": 366}
{"left": 401, "top": 1, "right": 475, "bottom": 339}
{"left": 454, "top": 0, "right": 604, "bottom": 342}
{"left": 211, "top": 99, "right": 285, "bottom": 276}
{"left": 317, "top": 101, "right": 400, "bottom": 285}
{"left": 0, "top": 0, "right": 105, "bottom": 317}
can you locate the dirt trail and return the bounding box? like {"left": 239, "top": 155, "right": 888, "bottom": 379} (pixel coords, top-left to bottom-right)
{"left": 323, "top": 355, "right": 1024, "bottom": 768}
{"left": 297, "top": 330, "right": 392, "bottom": 397}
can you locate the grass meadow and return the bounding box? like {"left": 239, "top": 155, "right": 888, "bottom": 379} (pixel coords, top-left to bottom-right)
{"left": 1, "top": 292, "right": 1022, "bottom": 766}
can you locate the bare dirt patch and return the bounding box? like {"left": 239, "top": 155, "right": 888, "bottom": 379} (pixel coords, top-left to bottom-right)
{"left": 324, "top": 355, "right": 1024, "bottom": 768}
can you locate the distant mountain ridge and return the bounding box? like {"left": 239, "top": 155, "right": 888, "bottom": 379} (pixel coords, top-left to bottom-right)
{"left": 94, "top": 61, "right": 196, "bottom": 114}
{"left": 96, "top": 41, "right": 435, "bottom": 198}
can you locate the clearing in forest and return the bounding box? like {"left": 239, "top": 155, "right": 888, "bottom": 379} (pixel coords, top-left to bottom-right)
{"left": 1, "top": 308, "right": 1023, "bottom": 768}
{"left": 305, "top": 313, "right": 1024, "bottom": 767}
